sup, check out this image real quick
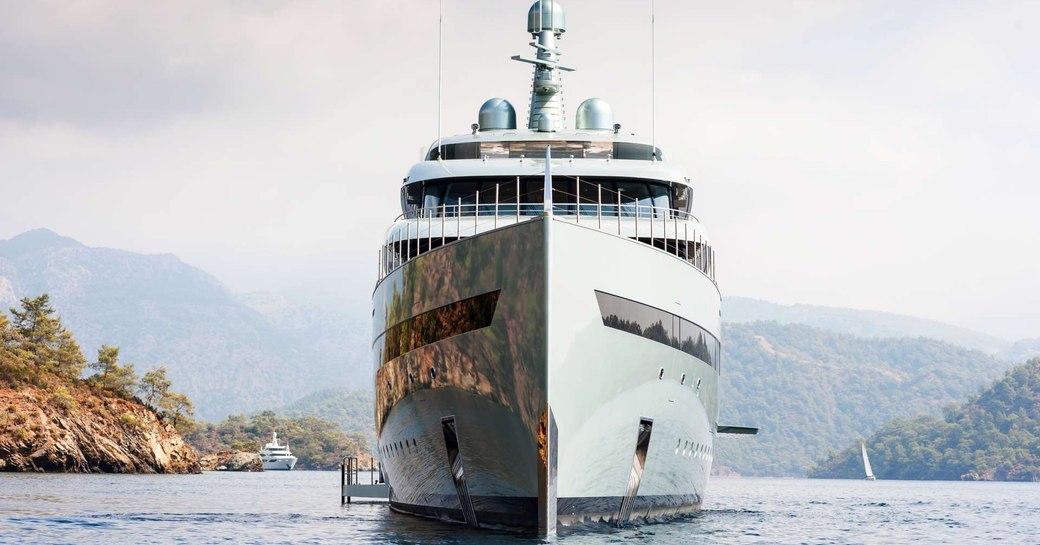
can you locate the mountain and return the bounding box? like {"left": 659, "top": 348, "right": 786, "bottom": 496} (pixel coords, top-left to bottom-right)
{"left": 715, "top": 321, "right": 1009, "bottom": 476}
{"left": 278, "top": 387, "right": 374, "bottom": 433}
{"left": 1006, "top": 339, "right": 1040, "bottom": 364}
{"left": 0, "top": 229, "right": 370, "bottom": 420}
{"left": 808, "top": 358, "right": 1040, "bottom": 481}
{"left": 723, "top": 297, "right": 1011, "bottom": 356}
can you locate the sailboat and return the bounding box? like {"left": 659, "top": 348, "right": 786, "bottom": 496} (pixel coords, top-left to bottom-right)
{"left": 861, "top": 441, "right": 876, "bottom": 481}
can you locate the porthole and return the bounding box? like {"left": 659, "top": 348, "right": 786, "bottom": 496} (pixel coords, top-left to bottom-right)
{"left": 658, "top": 367, "right": 665, "bottom": 380}
{"left": 430, "top": 367, "right": 437, "bottom": 379}
{"left": 680, "top": 373, "right": 686, "bottom": 385}
{"left": 408, "top": 372, "right": 415, "bottom": 384}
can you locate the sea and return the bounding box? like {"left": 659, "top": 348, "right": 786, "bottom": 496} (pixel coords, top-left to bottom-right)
{"left": 1, "top": 472, "right": 1037, "bottom": 545}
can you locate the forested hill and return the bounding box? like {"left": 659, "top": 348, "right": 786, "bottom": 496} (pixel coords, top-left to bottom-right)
{"left": 809, "top": 358, "right": 1040, "bottom": 481}
{"left": 716, "top": 321, "right": 1008, "bottom": 476}
{"left": 0, "top": 229, "right": 371, "bottom": 420}
{"left": 278, "top": 388, "right": 374, "bottom": 435}
{"left": 723, "top": 297, "right": 1010, "bottom": 355}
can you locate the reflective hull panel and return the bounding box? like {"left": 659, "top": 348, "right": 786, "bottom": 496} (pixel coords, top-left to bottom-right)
{"left": 261, "top": 458, "right": 297, "bottom": 471}
{"left": 372, "top": 218, "right": 719, "bottom": 529}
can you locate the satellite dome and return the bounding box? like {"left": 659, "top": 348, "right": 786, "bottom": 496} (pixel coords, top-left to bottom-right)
{"left": 477, "top": 98, "right": 517, "bottom": 131}
{"left": 527, "top": 1, "right": 566, "bottom": 35}
{"left": 575, "top": 98, "right": 613, "bottom": 131}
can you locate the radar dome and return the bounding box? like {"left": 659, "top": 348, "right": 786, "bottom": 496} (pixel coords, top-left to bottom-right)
{"left": 478, "top": 98, "right": 517, "bottom": 131}
{"left": 527, "top": 1, "right": 566, "bottom": 35}
{"left": 575, "top": 98, "right": 614, "bottom": 131}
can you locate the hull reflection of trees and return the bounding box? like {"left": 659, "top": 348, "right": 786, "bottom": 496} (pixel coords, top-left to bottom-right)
{"left": 374, "top": 221, "right": 547, "bottom": 438}
{"left": 602, "top": 314, "right": 716, "bottom": 368}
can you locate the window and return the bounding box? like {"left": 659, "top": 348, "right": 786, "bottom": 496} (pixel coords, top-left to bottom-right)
{"left": 402, "top": 176, "right": 682, "bottom": 218}
{"left": 373, "top": 290, "right": 501, "bottom": 365}
{"left": 427, "top": 141, "right": 618, "bottom": 160}
{"left": 428, "top": 142, "right": 480, "bottom": 160}
{"left": 426, "top": 141, "right": 664, "bottom": 161}
{"left": 595, "top": 290, "right": 720, "bottom": 372}
{"left": 613, "top": 142, "right": 663, "bottom": 161}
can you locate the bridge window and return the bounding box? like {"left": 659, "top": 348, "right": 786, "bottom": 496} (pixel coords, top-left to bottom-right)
{"left": 425, "top": 141, "right": 663, "bottom": 161}
{"left": 402, "top": 176, "right": 686, "bottom": 218}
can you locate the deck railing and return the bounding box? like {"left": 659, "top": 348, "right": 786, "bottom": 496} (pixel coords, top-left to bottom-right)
{"left": 378, "top": 188, "right": 715, "bottom": 283}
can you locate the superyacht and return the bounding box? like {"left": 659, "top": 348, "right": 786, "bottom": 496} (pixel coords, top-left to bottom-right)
{"left": 259, "top": 432, "right": 298, "bottom": 471}
{"left": 372, "top": 1, "right": 753, "bottom": 532}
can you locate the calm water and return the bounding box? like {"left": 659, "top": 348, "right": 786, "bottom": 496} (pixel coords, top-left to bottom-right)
{"left": 1, "top": 472, "right": 1037, "bottom": 545}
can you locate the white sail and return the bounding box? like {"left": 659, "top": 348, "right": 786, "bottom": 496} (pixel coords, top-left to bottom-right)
{"left": 861, "top": 441, "right": 876, "bottom": 480}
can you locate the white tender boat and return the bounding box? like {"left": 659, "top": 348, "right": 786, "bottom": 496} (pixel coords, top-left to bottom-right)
{"left": 259, "top": 432, "right": 298, "bottom": 471}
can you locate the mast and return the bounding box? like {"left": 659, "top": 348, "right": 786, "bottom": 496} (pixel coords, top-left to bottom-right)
{"left": 512, "top": 1, "right": 575, "bottom": 132}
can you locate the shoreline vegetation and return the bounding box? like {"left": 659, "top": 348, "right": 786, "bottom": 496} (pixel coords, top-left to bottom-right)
{"left": 1, "top": 294, "right": 368, "bottom": 474}
{"left": 0, "top": 294, "right": 199, "bottom": 473}
{"left": 188, "top": 411, "right": 369, "bottom": 471}
{"left": 810, "top": 358, "right": 1040, "bottom": 481}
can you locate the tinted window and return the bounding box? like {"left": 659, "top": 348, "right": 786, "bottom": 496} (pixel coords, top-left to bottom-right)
{"left": 613, "top": 142, "right": 663, "bottom": 161}
{"left": 373, "top": 290, "right": 501, "bottom": 365}
{"left": 404, "top": 177, "right": 678, "bottom": 216}
{"left": 595, "top": 290, "right": 719, "bottom": 372}
{"left": 427, "top": 141, "right": 661, "bottom": 161}
{"left": 429, "top": 142, "right": 480, "bottom": 160}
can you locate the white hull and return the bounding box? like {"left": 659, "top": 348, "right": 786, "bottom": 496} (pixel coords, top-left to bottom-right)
{"left": 262, "top": 457, "right": 298, "bottom": 471}
{"left": 373, "top": 219, "right": 720, "bottom": 529}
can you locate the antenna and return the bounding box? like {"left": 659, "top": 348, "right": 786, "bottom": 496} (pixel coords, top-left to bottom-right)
{"left": 651, "top": 0, "right": 656, "bottom": 158}
{"left": 437, "top": 0, "right": 443, "bottom": 158}
{"left": 513, "top": 1, "right": 575, "bottom": 132}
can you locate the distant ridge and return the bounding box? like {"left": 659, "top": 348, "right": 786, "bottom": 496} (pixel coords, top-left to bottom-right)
{"left": 0, "top": 228, "right": 84, "bottom": 258}
{"left": 0, "top": 229, "right": 371, "bottom": 420}
{"left": 723, "top": 296, "right": 1010, "bottom": 356}
{"left": 716, "top": 321, "right": 1008, "bottom": 476}
{"left": 809, "top": 358, "right": 1040, "bottom": 481}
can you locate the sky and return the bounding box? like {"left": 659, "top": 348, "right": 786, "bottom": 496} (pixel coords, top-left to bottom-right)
{"left": 1, "top": 0, "right": 1038, "bottom": 340}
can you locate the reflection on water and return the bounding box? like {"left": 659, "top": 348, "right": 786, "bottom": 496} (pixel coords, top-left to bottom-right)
{"left": 2, "top": 472, "right": 1039, "bottom": 545}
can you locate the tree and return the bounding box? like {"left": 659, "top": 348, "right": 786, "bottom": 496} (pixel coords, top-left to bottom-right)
{"left": 139, "top": 365, "right": 196, "bottom": 433}
{"left": 88, "top": 345, "right": 138, "bottom": 397}
{"left": 138, "top": 366, "right": 172, "bottom": 408}
{"left": 159, "top": 392, "right": 195, "bottom": 434}
{"left": 51, "top": 328, "right": 86, "bottom": 379}
{"left": 9, "top": 294, "right": 60, "bottom": 357}
{"left": 0, "top": 314, "right": 34, "bottom": 385}
{"left": 8, "top": 294, "right": 85, "bottom": 378}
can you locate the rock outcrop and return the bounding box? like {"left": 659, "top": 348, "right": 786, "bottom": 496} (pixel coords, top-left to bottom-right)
{"left": 199, "top": 450, "right": 263, "bottom": 472}
{"left": 0, "top": 385, "right": 200, "bottom": 473}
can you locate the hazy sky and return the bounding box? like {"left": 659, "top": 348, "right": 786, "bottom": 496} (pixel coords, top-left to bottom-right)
{"left": 1, "top": 0, "right": 1038, "bottom": 340}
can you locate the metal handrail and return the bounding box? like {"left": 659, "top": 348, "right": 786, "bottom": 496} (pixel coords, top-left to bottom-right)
{"left": 377, "top": 195, "right": 715, "bottom": 283}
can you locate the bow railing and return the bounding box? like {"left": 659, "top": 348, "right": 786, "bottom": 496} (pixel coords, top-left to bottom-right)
{"left": 378, "top": 186, "right": 714, "bottom": 282}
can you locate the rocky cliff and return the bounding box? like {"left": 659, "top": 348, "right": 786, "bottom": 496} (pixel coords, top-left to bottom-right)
{"left": 0, "top": 384, "right": 200, "bottom": 473}
{"left": 198, "top": 450, "right": 262, "bottom": 472}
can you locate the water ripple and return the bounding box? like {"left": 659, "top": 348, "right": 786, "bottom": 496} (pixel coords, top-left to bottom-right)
{"left": 1, "top": 473, "right": 1038, "bottom": 545}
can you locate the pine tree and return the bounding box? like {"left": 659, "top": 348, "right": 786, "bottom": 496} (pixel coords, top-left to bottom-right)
{"left": 7, "top": 294, "right": 85, "bottom": 378}
{"left": 9, "top": 295, "right": 60, "bottom": 358}
{"left": 159, "top": 392, "right": 195, "bottom": 434}
{"left": 139, "top": 366, "right": 172, "bottom": 408}
{"left": 0, "top": 314, "right": 34, "bottom": 385}
{"left": 88, "top": 345, "right": 138, "bottom": 397}
{"left": 51, "top": 328, "right": 86, "bottom": 379}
